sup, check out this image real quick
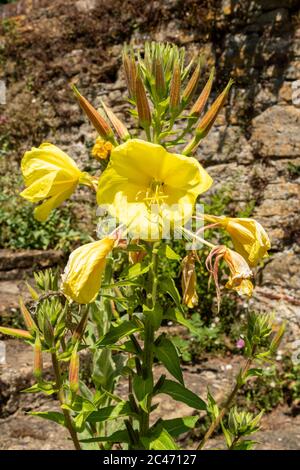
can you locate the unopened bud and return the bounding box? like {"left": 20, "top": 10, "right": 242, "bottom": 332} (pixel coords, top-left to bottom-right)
{"left": 270, "top": 322, "right": 286, "bottom": 354}
{"left": 25, "top": 281, "right": 39, "bottom": 301}
{"left": 154, "top": 57, "right": 166, "bottom": 99}
{"left": 72, "top": 85, "right": 113, "bottom": 139}
{"left": 34, "top": 334, "right": 43, "bottom": 380}
{"left": 123, "top": 47, "right": 133, "bottom": 98}
{"left": 43, "top": 316, "right": 54, "bottom": 347}
{"left": 190, "top": 67, "right": 215, "bottom": 116}
{"left": 19, "top": 297, "right": 37, "bottom": 333}
{"left": 69, "top": 344, "right": 80, "bottom": 393}
{"left": 169, "top": 62, "right": 181, "bottom": 114}
{"left": 196, "top": 78, "right": 234, "bottom": 138}
{"left": 72, "top": 309, "right": 89, "bottom": 343}
{"left": 0, "top": 326, "right": 33, "bottom": 340}
{"left": 135, "top": 73, "right": 151, "bottom": 129}
{"left": 181, "top": 254, "right": 198, "bottom": 309}
{"left": 182, "top": 61, "right": 201, "bottom": 104}
{"left": 183, "top": 78, "right": 233, "bottom": 155}
{"left": 101, "top": 100, "right": 130, "bottom": 140}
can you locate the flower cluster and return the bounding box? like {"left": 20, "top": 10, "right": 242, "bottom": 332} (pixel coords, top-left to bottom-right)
{"left": 19, "top": 42, "right": 270, "bottom": 305}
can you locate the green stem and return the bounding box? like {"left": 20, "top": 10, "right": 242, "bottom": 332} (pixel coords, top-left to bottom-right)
{"left": 139, "top": 243, "right": 159, "bottom": 437}
{"left": 196, "top": 355, "right": 253, "bottom": 450}
{"left": 51, "top": 352, "right": 81, "bottom": 450}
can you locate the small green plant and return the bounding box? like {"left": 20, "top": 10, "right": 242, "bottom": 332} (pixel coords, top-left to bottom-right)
{"left": 0, "top": 175, "right": 91, "bottom": 251}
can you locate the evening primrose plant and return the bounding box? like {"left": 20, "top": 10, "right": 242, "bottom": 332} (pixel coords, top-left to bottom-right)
{"left": 0, "top": 42, "right": 282, "bottom": 451}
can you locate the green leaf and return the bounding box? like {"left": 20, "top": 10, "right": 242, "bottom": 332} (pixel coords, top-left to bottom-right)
{"left": 207, "top": 388, "right": 219, "bottom": 419}
{"left": 29, "top": 411, "right": 65, "bottom": 427}
{"left": 126, "top": 262, "right": 151, "bottom": 279}
{"left": 245, "top": 368, "right": 263, "bottom": 378}
{"left": 80, "top": 430, "right": 130, "bottom": 444}
{"left": 231, "top": 439, "right": 257, "bottom": 450}
{"left": 22, "top": 381, "right": 57, "bottom": 396}
{"left": 158, "top": 380, "right": 206, "bottom": 411}
{"left": 164, "top": 245, "right": 181, "bottom": 261}
{"left": 160, "top": 276, "right": 183, "bottom": 312}
{"left": 141, "top": 427, "right": 179, "bottom": 450}
{"left": 165, "top": 308, "right": 200, "bottom": 336}
{"left": 143, "top": 304, "right": 163, "bottom": 331}
{"left": 221, "top": 419, "right": 233, "bottom": 448}
{"left": 96, "top": 320, "right": 142, "bottom": 347}
{"left": 154, "top": 336, "right": 184, "bottom": 385}
{"left": 86, "top": 402, "right": 137, "bottom": 423}
{"left": 133, "top": 374, "right": 153, "bottom": 412}
{"left": 162, "top": 416, "right": 199, "bottom": 437}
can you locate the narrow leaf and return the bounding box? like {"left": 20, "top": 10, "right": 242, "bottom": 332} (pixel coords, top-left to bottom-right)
{"left": 155, "top": 336, "right": 184, "bottom": 385}
{"left": 159, "top": 379, "right": 206, "bottom": 411}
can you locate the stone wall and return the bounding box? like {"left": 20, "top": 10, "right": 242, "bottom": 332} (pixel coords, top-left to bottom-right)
{"left": 0, "top": 0, "right": 299, "bottom": 343}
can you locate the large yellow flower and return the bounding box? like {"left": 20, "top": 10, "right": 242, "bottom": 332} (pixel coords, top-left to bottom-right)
{"left": 62, "top": 238, "right": 115, "bottom": 304}
{"left": 20, "top": 143, "right": 94, "bottom": 222}
{"left": 204, "top": 215, "right": 270, "bottom": 267}
{"left": 97, "top": 139, "right": 212, "bottom": 239}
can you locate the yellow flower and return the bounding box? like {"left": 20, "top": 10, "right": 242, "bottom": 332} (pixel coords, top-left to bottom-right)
{"left": 204, "top": 215, "right": 270, "bottom": 266}
{"left": 97, "top": 139, "right": 212, "bottom": 239}
{"left": 62, "top": 238, "right": 115, "bottom": 304}
{"left": 20, "top": 143, "right": 94, "bottom": 222}
{"left": 223, "top": 247, "right": 253, "bottom": 297}
{"left": 92, "top": 138, "right": 114, "bottom": 161}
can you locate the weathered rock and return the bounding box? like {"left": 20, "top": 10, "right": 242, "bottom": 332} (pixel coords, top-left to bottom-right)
{"left": 0, "top": 249, "right": 65, "bottom": 279}
{"left": 251, "top": 106, "right": 300, "bottom": 158}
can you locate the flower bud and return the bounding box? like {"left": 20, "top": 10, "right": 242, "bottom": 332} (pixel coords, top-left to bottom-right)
{"left": 33, "top": 334, "right": 43, "bottom": 380}
{"left": 181, "top": 254, "right": 198, "bottom": 308}
{"left": 25, "top": 281, "right": 39, "bottom": 301}
{"left": 154, "top": 57, "right": 166, "bottom": 99}
{"left": 196, "top": 78, "right": 234, "bottom": 139}
{"left": 0, "top": 326, "right": 33, "bottom": 340}
{"left": 183, "top": 78, "right": 233, "bottom": 155}
{"left": 69, "top": 344, "right": 80, "bottom": 393}
{"left": 19, "top": 298, "right": 37, "bottom": 333}
{"left": 135, "top": 73, "right": 152, "bottom": 129}
{"left": 123, "top": 46, "right": 134, "bottom": 98}
{"left": 182, "top": 61, "right": 201, "bottom": 104}
{"left": 43, "top": 316, "right": 54, "bottom": 347}
{"left": 101, "top": 100, "right": 130, "bottom": 140}
{"left": 190, "top": 67, "right": 215, "bottom": 116}
{"left": 169, "top": 61, "right": 181, "bottom": 114}
{"left": 72, "top": 85, "right": 113, "bottom": 139}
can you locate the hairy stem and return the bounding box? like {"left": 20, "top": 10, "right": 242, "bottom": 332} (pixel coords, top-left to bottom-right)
{"left": 51, "top": 352, "right": 81, "bottom": 450}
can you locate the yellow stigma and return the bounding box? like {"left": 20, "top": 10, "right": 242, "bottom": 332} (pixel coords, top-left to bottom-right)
{"left": 92, "top": 138, "right": 113, "bottom": 161}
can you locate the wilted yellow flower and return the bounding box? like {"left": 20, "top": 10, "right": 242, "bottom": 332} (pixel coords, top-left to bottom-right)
{"left": 97, "top": 139, "right": 212, "bottom": 239}
{"left": 204, "top": 215, "right": 270, "bottom": 266}
{"left": 181, "top": 253, "right": 198, "bottom": 308}
{"left": 206, "top": 245, "right": 253, "bottom": 309}
{"left": 20, "top": 143, "right": 94, "bottom": 222}
{"left": 223, "top": 248, "right": 253, "bottom": 297}
{"left": 92, "top": 137, "right": 114, "bottom": 161}
{"left": 62, "top": 238, "right": 114, "bottom": 304}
